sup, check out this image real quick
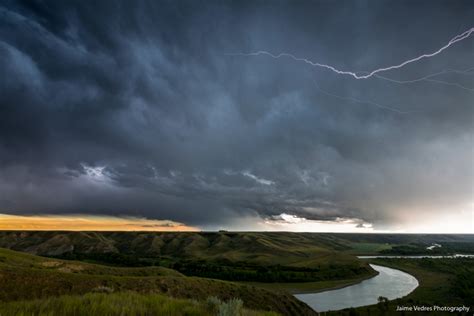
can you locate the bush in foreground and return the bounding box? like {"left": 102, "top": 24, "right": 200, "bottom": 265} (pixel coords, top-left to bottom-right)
{"left": 0, "top": 292, "right": 279, "bottom": 316}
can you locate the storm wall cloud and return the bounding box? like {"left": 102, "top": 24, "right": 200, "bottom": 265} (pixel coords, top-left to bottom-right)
{"left": 0, "top": 0, "right": 473, "bottom": 231}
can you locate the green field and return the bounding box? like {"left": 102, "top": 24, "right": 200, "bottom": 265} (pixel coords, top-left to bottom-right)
{"left": 0, "top": 247, "right": 315, "bottom": 315}
{"left": 0, "top": 232, "right": 473, "bottom": 315}
{"left": 346, "top": 242, "right": 393, "bottom": 254}
{"left": 0, "top": 231, "right": 375, "bottom": 284}
{"left": 0, "top": 292, "right": 280, "bottom": 316}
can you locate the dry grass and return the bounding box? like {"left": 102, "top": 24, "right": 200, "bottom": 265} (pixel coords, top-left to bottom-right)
{"left": 0, "top": 292, "right": 281, "bottom": 316}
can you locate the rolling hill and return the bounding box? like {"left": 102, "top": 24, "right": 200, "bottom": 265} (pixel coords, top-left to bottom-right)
{"left": 0, "top": 231, "right": 376, "bottom": 284}
{"left": 0, "top": 247, "right": 315, "bottom": 315}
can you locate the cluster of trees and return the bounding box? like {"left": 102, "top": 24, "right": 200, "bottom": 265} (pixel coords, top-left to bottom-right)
{"left": 413, "top": 258, "right": 474, "bottom": 305}
{"left": 381, "top": 242, "right": 474, "bottom": 255}
{"left": 454, "top": 270, "right": 474, "bottom": 305}
{"left": 381, "top": 243, "right": 432, "bottom": 255}
{"left": 51, "top": 252, "right": 147, "bottom": 267}
{"left": 171, "top": 260, "right": 368, "bottom": 283}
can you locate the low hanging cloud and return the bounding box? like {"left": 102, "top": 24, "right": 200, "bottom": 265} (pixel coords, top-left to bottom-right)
{"left": 0, "top": 1, "right": 472, "bottom": 232}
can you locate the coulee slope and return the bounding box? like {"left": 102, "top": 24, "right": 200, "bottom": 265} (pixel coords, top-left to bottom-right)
{"left": 0, "top": 231, "right": 375, "bottom": 283}
{"left": 0, "top": 247, "right": 315, "bottom": 315}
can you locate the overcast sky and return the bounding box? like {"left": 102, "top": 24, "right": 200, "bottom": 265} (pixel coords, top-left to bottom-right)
{"left": 0, "top": 0, "right": 473, "bottom": 232}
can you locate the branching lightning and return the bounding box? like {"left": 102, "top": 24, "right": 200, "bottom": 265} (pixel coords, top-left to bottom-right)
{"left": 228, "top": 27, "right": 474, "bottom": 80}
{"left": 375, "top": 66, "right": 474, "bottom": 92}
{"left": 312, "top": 79, "right": 415, "bottom": 114}
{"left": 378, "top": 76, "right": 474, "bottom": 92}
{"left": 229, "top": 27, "right": 473, "bottom": 113}
{"left": 375, "top": 66, "right": 474, "bottom": 84}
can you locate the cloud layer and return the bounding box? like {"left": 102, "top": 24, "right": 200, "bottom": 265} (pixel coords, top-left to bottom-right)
{"left": 0, "top": 0, "right": 473, "bottom": 231}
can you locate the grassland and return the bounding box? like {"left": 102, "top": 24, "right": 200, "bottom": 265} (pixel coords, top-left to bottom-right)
{"left": 0, "top": 231, "right": 375, "bottom": 284}
{"left": 0, "top": 292, "right": 280, "bottom": 316}
{"left": 345, "top": 242, "right": 393, "bottom": 254}
{"left": 0, "top": 232, "right": 474, "bottom": 292}
{"left": 0, "top": 248, "right": 315, "bottom": 315}
{"left": 0, "top": 232, "right": 473, "bottom": 315}
{"left": 1, "top": 232, "right": 471, "bottom": 260}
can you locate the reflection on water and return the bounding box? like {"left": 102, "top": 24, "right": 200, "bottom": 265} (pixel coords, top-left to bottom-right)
{"left": 295, "top": 264, "right": 418, "bottom": 312}
{"left": 358, "top": 254, "right": 474, "bottom": 259}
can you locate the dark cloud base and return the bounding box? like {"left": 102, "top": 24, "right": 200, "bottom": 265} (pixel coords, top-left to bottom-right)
{"left": 0, "top": 0, "right": 473, "bottom": 230}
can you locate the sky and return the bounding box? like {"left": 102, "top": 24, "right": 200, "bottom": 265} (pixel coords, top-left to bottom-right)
{"left": 0, "top": 0, "right": 473, "bottom": 233}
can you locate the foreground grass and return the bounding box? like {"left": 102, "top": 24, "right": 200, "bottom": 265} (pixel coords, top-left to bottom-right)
{"left": 0, "top": 248, "right": 316, "bottom": 315}
{"left": 0, "top": 292, "right": 280, "bottom": 316}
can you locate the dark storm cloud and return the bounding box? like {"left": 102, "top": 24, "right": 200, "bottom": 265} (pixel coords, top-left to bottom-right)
{"left": 0, "top": 0, "right": 473, "bottom": 229}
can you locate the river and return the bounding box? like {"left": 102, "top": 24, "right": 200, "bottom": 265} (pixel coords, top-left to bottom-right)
{"left": 295, "top": 264, "right": 419, "bottom": 312}
{"left": 357, "top": 254, "right": 474, "bottom": 259}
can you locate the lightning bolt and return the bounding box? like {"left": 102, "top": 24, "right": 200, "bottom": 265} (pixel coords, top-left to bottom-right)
{"left": 375, "top": 66, "right": 474, "bottom": 84}
{"left": 228, "top": 27, "right": 474, "bottom": 80}
{"left": 374, "top": 66, "right": 474, "bottom": 92}
{"left": 312, "top": 79, "right": 415, "bottom": 114}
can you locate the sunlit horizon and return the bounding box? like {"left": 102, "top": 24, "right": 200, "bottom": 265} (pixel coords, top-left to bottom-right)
{"left": 0, "top": 213, "right": 472, "bottom": 234}
{"left": 0, "top": 214, "right": 198, "bottom": 232}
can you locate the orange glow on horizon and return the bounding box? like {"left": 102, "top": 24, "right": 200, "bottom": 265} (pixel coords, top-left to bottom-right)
{"left": 0, "top": 214, "right": 199, "bottom": 231}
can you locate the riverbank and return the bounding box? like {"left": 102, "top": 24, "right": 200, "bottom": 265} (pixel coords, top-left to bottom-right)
{"left": 297, "top": 264, "right": 418, "bottom": 313}
{"left": 364, "top": 258, "right": 468, "bottom": 306}
{"left": 238, "top": 268, "right": 379, "bottom": 294}
{"left": 327, "top": 257, "right": 474, "bottom": 315}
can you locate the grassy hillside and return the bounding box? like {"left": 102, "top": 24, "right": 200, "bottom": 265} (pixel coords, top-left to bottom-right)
{"left": 0, "top": 245, "right": 183, "bottom": 277}
{"left": 0, "top": 231, "right": 351, "bottom": 261}
{"left": 0, "top": 292, "right": 279, "bottom": 316}
{"left": 1, "top": 231, "right": 471, "bottom": 285}
{"left": 0, "top": 232, "right": 472, "bottom": 315}
{"left": 1, "top": 232, "right": 472, "bottom": 258}
{"left": 0, "top": 248, "right": 315, "bottom": 315}
{"left": 0, "top": 231, "right": 375, "bottom": 283}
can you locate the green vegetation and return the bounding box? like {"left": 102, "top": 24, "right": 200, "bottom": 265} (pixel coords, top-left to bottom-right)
{"left": 328, "top": 257, "right": 474, "bottom": 315}
{"left": 171, "top": 259, "right": 371, "bottom": 283}
{"left": 1, "top": 232, "right": 473, "bottom": 315}
{"left": 377, "top": 257, "right": 474, "bottom": 306}
{"left": 332, "top": 233, "right": 474, "bottom": 255}
{"left": 239, "top": 271, "right": 378, "bottom": 294}
{"left": 2, "top": 232, "right": 472, "bottom": 260}
{"left": 379, "top": 241, "right": 474, "bottom": 255}
{"left": 56, "top": 252, "right": 151, "bottom": 267}
{"left": 0, "top": 292, "right": 279, "bottom": 316}
{"left": 0, "top": 248, "right": 315, "bottom": 315}
{"left": 0, "top": 231, "right": 375, "bottom": 283}
{"left": 346, "top": 242, "right": 392, "bottom": 254}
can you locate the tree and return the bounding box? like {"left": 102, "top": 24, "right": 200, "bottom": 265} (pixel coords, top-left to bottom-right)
{"left": 377, "top": 296, "right": 389, "bottom": 312}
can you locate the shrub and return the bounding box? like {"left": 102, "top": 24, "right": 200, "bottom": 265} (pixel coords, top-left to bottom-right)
{"left": 206, "top": 296, "right": 222, "bottom": 312}
{"left": 91, "top": 285, "right": 114, "bottom": 293}
{"left": 218, "top": 298, "right": 244, "bottom": 316}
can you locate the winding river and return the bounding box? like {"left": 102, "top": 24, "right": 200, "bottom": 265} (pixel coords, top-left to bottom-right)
{"left": 295, "top": 264, "right": 419, "bottom": 312}
{"left": 358, "top": 254, "right": 474, "bottom": 259}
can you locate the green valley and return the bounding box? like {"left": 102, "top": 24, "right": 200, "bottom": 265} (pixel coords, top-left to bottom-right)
{"left": 0, "top": 232, "right": 473, "bottom": 315}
